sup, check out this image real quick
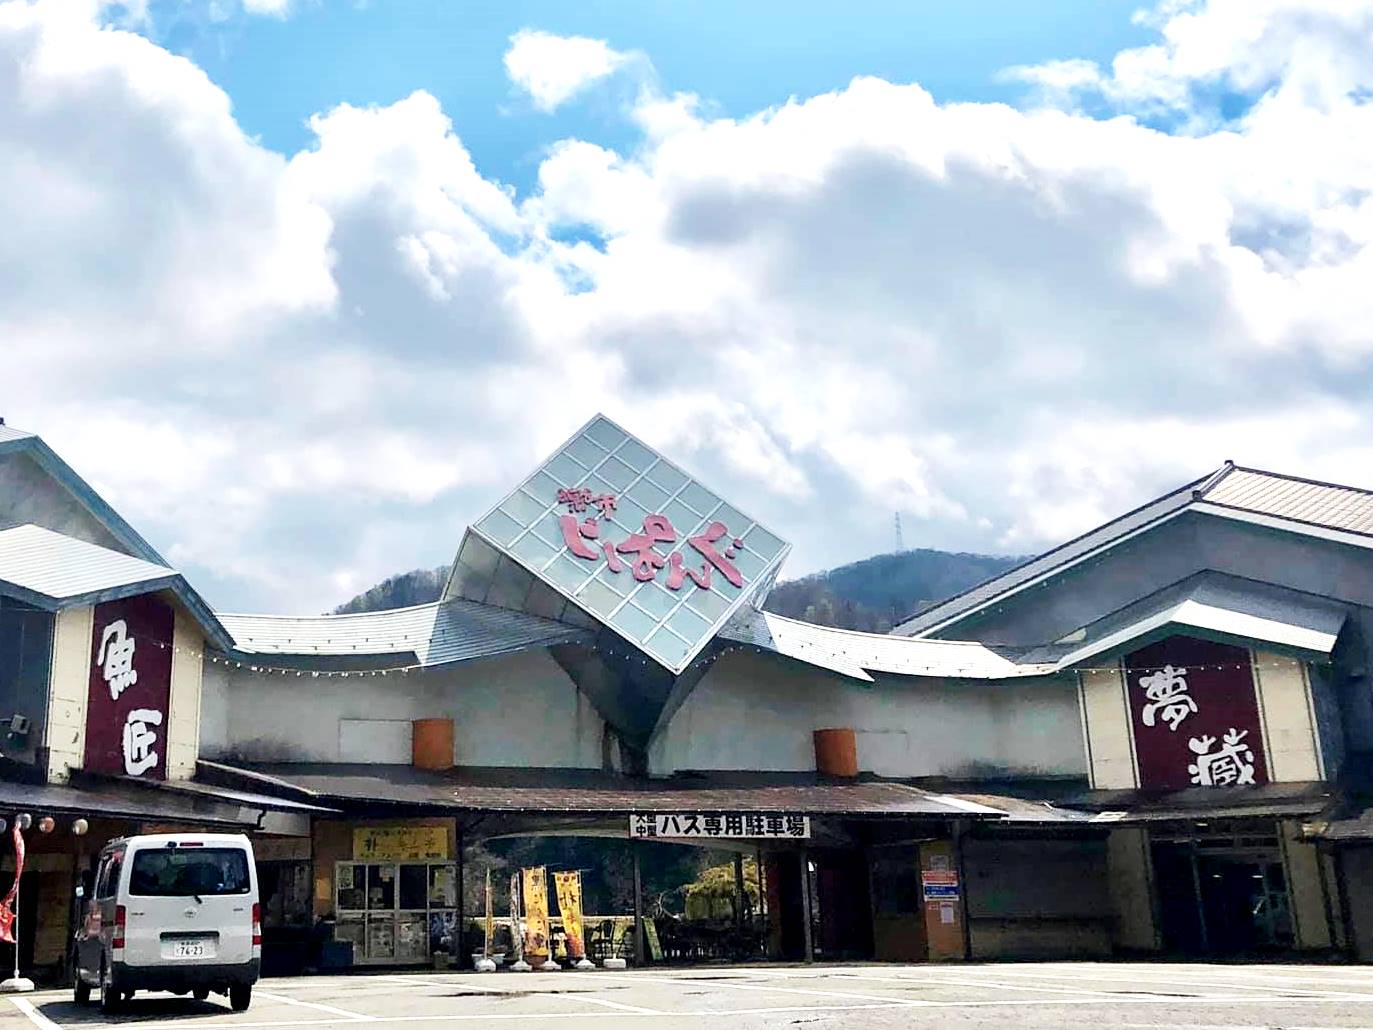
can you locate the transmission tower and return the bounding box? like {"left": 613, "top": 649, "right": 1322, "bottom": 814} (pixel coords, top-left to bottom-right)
{"left": 894, "top": 511, "right": 904, "bottom": 553}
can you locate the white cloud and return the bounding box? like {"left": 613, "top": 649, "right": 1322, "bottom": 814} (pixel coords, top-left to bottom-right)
{"left": 503, "top": 28, "right": 630, "bottom": 112}
{"left": 242, "top": 0, "right": 292, "bottom": 16}
{"left": 3, "top": 0, "right": 1373, "bottom": 614}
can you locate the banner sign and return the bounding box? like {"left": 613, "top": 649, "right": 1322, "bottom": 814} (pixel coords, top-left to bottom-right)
{"left": 629, "top": 813, "right": 810, "bottom": 840}
{"left": 508, "top": 872, "right": 524, "bottom": 964}
{"left": 921, "top": 869, "right": 960, "bottom": 901}
{"left": 0, "top": 825, "right": 24, "bottom": 944}
{"left": 353, "top": 826, "right": 449, "bottom": 862}
{"left": 521, "top": 866, "right": 551, "bottom": 962}
{"left": 1125, "top": 636, "right": 1269, "bottom": 791}
{"left": 552, "top": 871, "right": 586, "bottom": 961}
{"left": 84, "top": 594, "right": 174, "bottom": 779}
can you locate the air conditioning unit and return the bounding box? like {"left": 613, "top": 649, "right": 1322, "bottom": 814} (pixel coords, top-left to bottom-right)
{"left": 7, "top": 713, "right": 30, "bottom": 737}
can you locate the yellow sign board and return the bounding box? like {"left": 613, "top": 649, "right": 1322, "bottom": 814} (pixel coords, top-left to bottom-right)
{"left": 522, "top": 866, "right": 551, "bottom": 962}
{"left": 352, "top": 826, "right": 449, "bottom": 862}
{"left": 553, "top": 871, "right": 585, "bottom": 960}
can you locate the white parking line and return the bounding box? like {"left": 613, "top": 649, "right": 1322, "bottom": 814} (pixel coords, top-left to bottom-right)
{"left": 7, "top": 998, "right": 61, "bottom": 1030}
{"left": 254, "top": 989, "right": 378, "bottom": 1021}
{"left": 560, "top": 970, "right": 933, "bottom": 1006}
{"left": 752, "top": 969, "right": 1169, "bottom": 999}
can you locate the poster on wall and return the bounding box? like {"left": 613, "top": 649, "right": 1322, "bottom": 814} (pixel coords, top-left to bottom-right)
{"left": 84, "top": 594, "right": 175, "bottom": 779}
{"left": 1124, "top": 636, "right": 1269, "bottom": 790}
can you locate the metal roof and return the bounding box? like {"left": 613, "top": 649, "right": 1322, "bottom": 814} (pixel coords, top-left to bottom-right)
{"left": 218, "top": 597, "right": 590, "bottom": 666}
{"left": 213, "top": 762, "right": 1008, "bottom": 818}
{"left": 896, "top": 461, "right": 1373, "bottom": 640}
{"left": 722, "top": 607, "right": 1057, "bottom": 682}
{"left": 0, "top": 523, "right": 178, "bottom": 605}
{"left": 1047, "top": 576, "right": 1347, "bottom": 671}
{"left": 1205, "top": 466, "right": 1373, "bottom": 536}
{"left": 0, "top": 424, "right": 34, "bottom": 446}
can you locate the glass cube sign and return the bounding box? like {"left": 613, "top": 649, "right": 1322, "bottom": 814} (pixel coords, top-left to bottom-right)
{"left": 466, "top": 414, "right": 791, "bottom": 674}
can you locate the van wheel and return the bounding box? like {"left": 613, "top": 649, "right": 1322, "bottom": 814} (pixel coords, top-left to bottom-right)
{"left": 193, "top": 989, "right": 209, "bottom": 1001}
{"left": 100, "top": 971, "right": 122, "bottom": 1014}
{"left": 229, "top": 984, "right": 252, "bottom": 1011}
{"left": 73, "top": 967, "right": 91, "bottom": 1005}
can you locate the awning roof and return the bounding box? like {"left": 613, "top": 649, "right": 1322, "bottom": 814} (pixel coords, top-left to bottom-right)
{"left": 1067, "top": 780, "right": 1333, "bottom": 823}
{"left": 1049, "top": 577, "right": 1346, "bottom": 671}
{"left": 722, "top": 608, "right": 1057, "bottom": 683}
{"left": 217, "top": 598, "right": 591, "bottom": 666}
{"left": 0, "top": 524, "right": 232, "bottom": 649}
{"left": 0, "top": 773, "right": 334, "bottom": 827}
{"left": 204, "top": 761, "right": 1008, "bottom": 819}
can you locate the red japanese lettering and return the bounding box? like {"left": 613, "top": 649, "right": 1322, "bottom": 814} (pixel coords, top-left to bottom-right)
{"left": 616, "top": 514, "right": 675, "bottom": 581}
{"left": 559, "top": 514, "right": 602, "bottom": 561}
{"left": 666, "top": 550, "right": 711, "bottom": 591}
{"left": 688, "top": 521, "right": 745, "bottom": 588}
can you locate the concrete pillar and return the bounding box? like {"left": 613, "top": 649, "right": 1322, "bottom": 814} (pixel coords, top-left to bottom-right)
{"left": 456, "top": 822, "right": 465, "bottom": 968}
{"left": 799, "top": 850, "right": 814, "bottom": 963}
{"left": 632, "top": 843, "right": 645, "bottom": 966}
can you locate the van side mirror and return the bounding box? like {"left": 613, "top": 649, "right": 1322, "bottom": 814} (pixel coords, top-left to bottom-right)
{"left": 75, "top": 885, "right": 85, "bottom": 899}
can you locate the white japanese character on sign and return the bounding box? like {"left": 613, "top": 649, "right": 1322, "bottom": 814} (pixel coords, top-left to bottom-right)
{"left": 1187, "top": 728, "right": 1256, "bottom": 786}
{"left": 98, "top": 619, "right": 138, "bottom": 700}
{"left": 1139, "top": 664, "right": 1197, "bottom": 732}
{"left": 122, "top": 708, "right": 163, "bottom": 776}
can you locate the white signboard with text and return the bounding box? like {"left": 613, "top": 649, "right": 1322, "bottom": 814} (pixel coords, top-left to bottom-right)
{"left": 629, "top": 813, "right": 811, "bottom": 840}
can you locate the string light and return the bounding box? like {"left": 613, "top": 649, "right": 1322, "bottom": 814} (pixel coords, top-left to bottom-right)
{"left": 126, "top": 631, "right": 1331, "bottom": 681}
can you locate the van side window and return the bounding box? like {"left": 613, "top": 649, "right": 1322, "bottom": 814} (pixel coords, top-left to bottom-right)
{"left": 97, "top": 852, "right": 124, "bottom": 899}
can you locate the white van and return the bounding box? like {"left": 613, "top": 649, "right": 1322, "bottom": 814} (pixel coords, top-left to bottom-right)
{"left": 72, "top": 833, "right": 260, "bottom": 1013}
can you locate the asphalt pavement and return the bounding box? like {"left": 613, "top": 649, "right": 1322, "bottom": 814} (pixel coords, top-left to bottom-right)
{"left": 8, "top": 961, "right": 1373, "bottom": 1029}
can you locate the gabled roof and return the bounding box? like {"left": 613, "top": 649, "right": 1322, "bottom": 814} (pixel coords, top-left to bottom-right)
{"left": 895, "top": 462, "right": 1373, "bottom": 639}
{"left": 217, "top": 597, "right": 591, "bottom": 667}
{"left": 0, "top": 524, "right": 178, "bottom": 603}
{"left": 1043, "top": 575, "right": 1347, "bottom": 671}
{"left": 0, "top": 524, "right": 232, "bottom": 649}
{"left": 722, "top": 607, "right": 1056, "bottom": 682}
{"left": 0, "top": 424, "right": 169, "bottom": 566}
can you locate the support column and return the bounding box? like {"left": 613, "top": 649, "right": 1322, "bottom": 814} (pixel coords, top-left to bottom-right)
{"left": 799, "top": 850, "right": 814, "bottom": 963}
{"left": 456, "top": 822, "right": 466, "bottom": 968}
{"left": 733, "top": 852, "right": 747, "bottom": 930}
{"left": 1188, "top": 841, "right": 1210, "bottom": 953}
{"left": 632, "top": 842, "right": 645, "bottom": 966}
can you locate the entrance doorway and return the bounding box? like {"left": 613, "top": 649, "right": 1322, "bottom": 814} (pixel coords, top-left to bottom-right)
{"left": 1153, "top": 831, "right": 1293, "bottom": 955}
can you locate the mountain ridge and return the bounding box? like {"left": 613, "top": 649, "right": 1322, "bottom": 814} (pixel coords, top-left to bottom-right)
{"left": 334, "top": 548, "right": 1024, "bottom": 632}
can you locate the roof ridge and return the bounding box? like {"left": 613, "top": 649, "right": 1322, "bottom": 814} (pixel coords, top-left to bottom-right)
{"left": 759, "top": 608, "right": 1012, "bottom": 648}
{"left": 217, "top": 599, "right": 445, "bottom": 622}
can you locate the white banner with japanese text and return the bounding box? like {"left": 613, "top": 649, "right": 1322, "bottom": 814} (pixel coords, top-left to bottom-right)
{"left": 629, "top": 813, "right": 810, "bottom": 840}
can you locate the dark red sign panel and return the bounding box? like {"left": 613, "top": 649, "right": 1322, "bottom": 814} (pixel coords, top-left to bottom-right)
{"left": 1124, "top": 636, "right": 1267, "bottom": 791}
{"left": 84, "top": 594, "right": 174, "bottom": 780}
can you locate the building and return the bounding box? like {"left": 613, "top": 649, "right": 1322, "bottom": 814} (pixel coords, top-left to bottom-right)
{"left": 3, "top": 413, "right": 1373, "bottom": 980}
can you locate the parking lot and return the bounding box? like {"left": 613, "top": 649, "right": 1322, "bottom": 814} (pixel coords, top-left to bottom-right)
{"left": 8, "top": 962, "right": 1373, "bottom": 1030}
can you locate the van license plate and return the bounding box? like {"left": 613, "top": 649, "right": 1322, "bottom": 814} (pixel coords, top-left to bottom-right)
{"left": 171, "top": 941, "right": 208, "bottom": 959}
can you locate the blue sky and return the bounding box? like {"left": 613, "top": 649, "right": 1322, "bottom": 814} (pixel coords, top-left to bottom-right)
{"left": 148, "top": 0, "right": 1151, "bottom": 194}
{"left": 6, "top": 0, "right": 1373, "bottom": 612}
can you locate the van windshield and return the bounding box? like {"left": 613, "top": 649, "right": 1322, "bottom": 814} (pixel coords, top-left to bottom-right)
{"left": 129, "top": 848, "right": 251, "bottom": 897}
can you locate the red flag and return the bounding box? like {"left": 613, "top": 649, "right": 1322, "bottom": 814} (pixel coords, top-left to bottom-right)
{"left": 0, "top": 824, "right": 24, "bottom": 945}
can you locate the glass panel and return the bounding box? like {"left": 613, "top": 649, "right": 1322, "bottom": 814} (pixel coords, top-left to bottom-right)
{"left": 476, "top": 510, "right": 523, "bottom": 547}
{"left": 597, "top": 456, "right": 637, "bottom": 490}
{"left": 429, "top": 911, "right": 459, "bottom": 956}
{"left": 396, "top": 913, "right": 429, "bottom": 960}
{"left": 367, "top": 865, "right": 395, "bottom": 911}
{"left": 679, "top": 481, "right": 720, "bottom": 516}
{"left": 565, "top": 434, "right": 607, "bottom": 470}
{"left": 337, "top": 864, "right": 366, "bottom": 911}
{"left": 429, "top": 865, "right": 457, "bottom": 908}
{"left": 399, "top": 865, "right": 428, "bottom": 911}
{"left": 616, "top": 438, "right": 656, "bottom": 472}
{"left": 334, "top": 915, "right": 366, "bottom": 953}
{"left": 499, "top": 489, "right": 546, "bottom": 526}
{"left": 584, "top": 418, "right": 625, "bottom": 452}
{"left": 366, "top": 914, "right": 396, "bottom": 959}
{"left": 645, "top": 460, "right": 687, "bottom": 494}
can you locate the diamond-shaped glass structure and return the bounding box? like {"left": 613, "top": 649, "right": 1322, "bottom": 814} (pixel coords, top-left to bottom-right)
{"left": 447, "top": 415, "right": 791, "bottom": 674}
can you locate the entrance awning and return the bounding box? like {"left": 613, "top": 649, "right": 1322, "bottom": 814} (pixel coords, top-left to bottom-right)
{"left": 1068, "top": 780, "right": 1334, "bottom": 824}
{"left": 200, "top": 760, "right": 1008, "bottom": 820}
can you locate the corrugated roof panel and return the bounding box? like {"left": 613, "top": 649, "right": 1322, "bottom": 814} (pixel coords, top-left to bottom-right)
{"left": 1205, "top": 468, "right": 1373, "bottom": 537}
{"left": 724, "top": 608, "right": 1056, "bottom": 681}
{"left": 0, "top": 524, "right": 175, "bottom": 601}
{"left": 218, "top": 597, "right": 589, "bottom": 667}
{"left": 0, "top": 424, "right": 33, "bottom": 446}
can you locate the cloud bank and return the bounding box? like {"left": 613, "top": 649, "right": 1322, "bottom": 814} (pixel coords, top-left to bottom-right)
{"left": 3, "top": 0, "right": 1373, "bottom": 614}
